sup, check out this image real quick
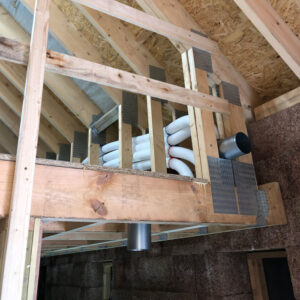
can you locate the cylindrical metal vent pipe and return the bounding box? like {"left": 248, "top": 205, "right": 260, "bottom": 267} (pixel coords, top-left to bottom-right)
{"left": 218, "top": 132, "right": 251, "bottom": 160}
{"left": 127, "top": 223, "right": 151, "bottom": 251}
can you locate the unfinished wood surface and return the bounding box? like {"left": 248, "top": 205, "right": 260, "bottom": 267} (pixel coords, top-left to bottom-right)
{"left": 188, "top": 48, "right": 219, "bottom": 180}
{"left": 0, "top": 63, "right": 86, "bottom": 142}
{"left": 91, "top": 106, "right": 119, "bottom": 133}
{"left": 219, "top": 85, "right": 253, "bottom": 164}
{"left": 0, "top": 0, "right": 50, "bottom": 298}
{"left": 0, "top": 121, "right": 18, "bottom": 155}
{"left": 247, "top": 255, "right": 269, "bottom": 300}
{"left": 147, "top": 98, "right": 167, "bottom": 173}
{"left": 26, "top": 219, "right": 43, "bottom": 300}
{"left": 22, "top": 0, "right": 122, "bottom": 105}
{"left": 0, "top": 145, "right": 7, "bottom": 155}
{"left": 259, "top": 182, "right": 287, "bottom": 226}
{"left": 0, "top": 73, "right": 65, "bottom": 153}
{"left": 234, "top": 0, "right": 300, "bottom": 78}
{"left": 118, "top": 105, "right": 132, "bottom": 169}
{"left": 0, "top": 36, "right": 230, "bottom": 114}
{"left": 0, "top": 157, "right": 257, "bottom": 225}
{"left": 136, "top": 0, "right": 260, "bottom": 112}
{"left": 72, "top": 0, "right": 218, "bottom": 54}
{"left": 181, "top": 51, "right": 202, "bottom": 178}
{"left": 0, "top": 219, "right": 8, "bottom": 291}
{"left": 88, "top": 128, "right": 100, "bottom": 165}
{"left": 0, "top": 6, "right": 100, "bottom": 127}
{"left": 254, "top": 86, "right": 300, "bottom": 120}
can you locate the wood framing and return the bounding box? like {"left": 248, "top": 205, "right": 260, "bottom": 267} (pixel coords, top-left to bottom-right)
{"left": 0, "top": 0, "right": 50, "bottom": 298}
{"left": 72, "top": 0, "right": 218, "bottom": 54}
{"left": 136, "top": 0, "right": 260, "bottom": 111}
{"left": 0, "top": 37, "right": 229, "bottom": 114}
{"left": 234, "top": 0, "right": 300, "bottom": 78}
{"left": 254, "top": 87, "right": 300, "bottom": 121}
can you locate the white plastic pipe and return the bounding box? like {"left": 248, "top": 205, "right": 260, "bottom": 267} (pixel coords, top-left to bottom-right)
{"left": 167, "top": 127, "right": 191, "bottom": 146}
{"left": 165, "top": 115, "right": 189, "bottom": 135}
{"left": 167, "top": 158, "right": 193, "bottom": 177}
{"left": 168, "top": 146, "right": 194, "bottom": 164}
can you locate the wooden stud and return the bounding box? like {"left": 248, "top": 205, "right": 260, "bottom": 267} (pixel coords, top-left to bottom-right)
{"left": 147, "top": 97, "right": 166, "bottom": 173}
{"left": 118, "top": 105, "right": 132, "bottom": 169}
{"left": 88, "top": 128, "right": 100, "bottom": 165}
{"left": 181, "top": 51, "right": 202, "bottom": 178}
{"left": 26, "top": 219, "right": 43, "bottom": 300}
{"left": 0, "top": 0, "right": 51, "bottom": 298}
{"left": 219, "top": 84, "right": 253, "bottom": 164}
{"left": 187, "top": 48, "right": 219, "bottom": 180}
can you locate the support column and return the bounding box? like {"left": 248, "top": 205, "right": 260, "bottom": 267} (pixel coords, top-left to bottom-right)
{"left": 147, "top": 66, "right": 167, "bottom": 173}
{"left": 0, "top": 0, "right": 51, "bottom": 298}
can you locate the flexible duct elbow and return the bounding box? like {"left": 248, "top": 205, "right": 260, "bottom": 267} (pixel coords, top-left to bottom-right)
{"left": 167, "top": 157, "right": 193, "bottom": 177}
{"left": 168, "top": 146, "right": 194, "bottom": 164}
{"left": 165, "top": 115, "right": 190, "bottom": 135}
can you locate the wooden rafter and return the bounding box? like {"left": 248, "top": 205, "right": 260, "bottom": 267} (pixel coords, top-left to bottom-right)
{"left": 234, "top": 0, "right": 300, "bottom": 78}
{"left": 72, "top": 0, "right": 218, "bottom": 54}
{"left": 0, "top": 5, "right": 101, "bottom": 127}
{"left": 136, "top": 0, "right": 261, "bottom": 111}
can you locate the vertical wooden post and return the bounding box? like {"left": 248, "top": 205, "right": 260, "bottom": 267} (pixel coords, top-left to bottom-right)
{"left": 0, "top": 0, "right": 51, "bottom": 298}
{"left": 147, "top": 66, "right": 167, "bottom": 173}
{"left": 181, "top": 52, "right": 202, "bottom": 178}
{"left": 187, "top": 48, "right": 219, "bottom": 180}
{"left": 88, "top": 128, "right": 100, "bottom": 165}
{"left": 147, "top": 98, "right": 166, "bottom": 173}
{"left": 119, "top": 104, "right": 132, "bottom": 169}
{"left": 26, "top": 219, "right": 43, "bottom": 300}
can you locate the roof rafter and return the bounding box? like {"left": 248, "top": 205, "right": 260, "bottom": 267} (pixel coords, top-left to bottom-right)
{"left": 234, "top": 0, "right": 300, "bottom": 78}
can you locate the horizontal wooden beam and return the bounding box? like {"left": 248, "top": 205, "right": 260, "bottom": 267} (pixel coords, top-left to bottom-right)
{"left": 72, "top": 0, "right": 218, "bottom": 54}
{"left": 234, "top": 0, "right": 300, "bottom": 78}
{"left": 254, "top": 87, "right": 300, "bottom": 121}
{"left": 0, "top": 36, "right": 230, "bottom": 114}
{"left": 0, "top": 155, "right": 258, "bottom": 225}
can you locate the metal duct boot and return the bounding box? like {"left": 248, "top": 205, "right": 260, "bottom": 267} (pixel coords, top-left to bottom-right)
{"left": 127, "top": 223, "right": 151, "bottom": 251}
{"left": 218, "top": 132, "right": 251, "bottom": 159}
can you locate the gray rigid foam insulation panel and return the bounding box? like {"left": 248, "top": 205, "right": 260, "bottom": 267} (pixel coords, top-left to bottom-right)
{"left": 208, "top": 156, "right": 238, "bottom": 214}
{"left": 1, "top": 0, "right": 115, "bottom": 113}
{"left": 232, "top": 161, "right": 258, "bottom": 216}
{"left": 59, "top": 143, "right": 71, "bottom": 162}
{"left": 73, "top": 131, "right": 88, "bottom": 159}
{"left": 192, "top": 47, "right": 213, "bottom": 73}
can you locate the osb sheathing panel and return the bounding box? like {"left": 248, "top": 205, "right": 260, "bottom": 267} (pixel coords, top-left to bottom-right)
{"left": 53, "top": 0, "right": 184, "bottom": 87}
{"left": 178, "top": 0, "right": 300, "bottom": 102}
{"left": 53, "top": 0, "right": 299, "bottom": 103}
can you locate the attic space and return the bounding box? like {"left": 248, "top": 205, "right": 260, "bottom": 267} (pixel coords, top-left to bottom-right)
{"left": 0, "top": 0, "right": 299, "bottom": 299}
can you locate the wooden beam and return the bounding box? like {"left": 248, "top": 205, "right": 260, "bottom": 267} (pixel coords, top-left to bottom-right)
{"left": 22, "top": 0, "right": 123, "bottom": 105}
{"left": 43, "top": 231, "right": 125, "bottom": 241}
{"left": 0, "top": 72, "right": 66, "bottom": 153}
{"left": 0, "top": 155, "right": 260, "bottom": 225}
{"left": 0, "top": 0, "right": 50, "bottom": 298}
{"left": 234, "top": 0, "right": 300, "bottom": 78}
{"left": 0, "top": 5, "right": 101, "bottom": 127}
{"left": 0, "top": 36, "right": 230, "bottom": 114}
{"left": 0, "top": 121, "right": 18, "bottom": 155}
{"left": 136, "top": 0, "right": 261, "bottom": 112}
{"left": 254, "top": 87, "right": 300, "bottom": 121}
{"left": 72, "top": 0, "right": 218, "bottom": 54}
{"left": 0, "top": 63, "right": 86, "bottom": 142}
{"left": 118, "top": 105, "right": 132, "bottom": 169}
{"left": 0, "top": 145, "right": 7, "bottom": 154}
